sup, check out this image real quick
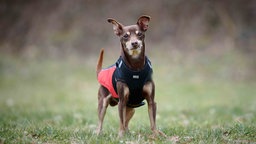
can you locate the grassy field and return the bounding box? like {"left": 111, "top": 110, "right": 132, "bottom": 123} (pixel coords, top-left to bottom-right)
{"left": 0, "top": 51, "right": 255, "bottom": 144}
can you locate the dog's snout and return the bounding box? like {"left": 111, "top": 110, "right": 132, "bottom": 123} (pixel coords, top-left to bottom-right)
{"left": 131, "top": 41, "right": 138, "bottom": 47}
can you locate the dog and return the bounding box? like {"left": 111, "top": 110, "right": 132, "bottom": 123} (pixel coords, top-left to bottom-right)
{"left": 96, "top": 15, "right": 165, "bottom": 137}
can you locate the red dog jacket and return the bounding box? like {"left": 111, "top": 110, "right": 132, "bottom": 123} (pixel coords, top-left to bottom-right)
{"left": 97, "top": 65, "right": 119, "bottom": 98}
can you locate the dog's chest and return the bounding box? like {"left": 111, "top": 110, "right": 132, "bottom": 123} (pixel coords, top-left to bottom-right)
{"left": 112, "top": 57, "right": 153, "bottom": 105}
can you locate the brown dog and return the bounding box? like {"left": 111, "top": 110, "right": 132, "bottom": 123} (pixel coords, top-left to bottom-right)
{"left": 96, "top": 15, "right": 164, "bottom": 137}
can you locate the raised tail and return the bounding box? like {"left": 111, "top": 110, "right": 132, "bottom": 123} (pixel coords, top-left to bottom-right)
{"left": 96, "top": 48, "right": 104, "bottom": 76}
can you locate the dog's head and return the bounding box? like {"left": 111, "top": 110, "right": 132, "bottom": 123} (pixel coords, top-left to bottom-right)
{"left": 108, "top": 15, "right": 150, "bottom": 59}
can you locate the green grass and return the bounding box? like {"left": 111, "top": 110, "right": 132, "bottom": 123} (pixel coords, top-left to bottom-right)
{"left": 0, "top": 53, "right": 255, "bottom": 143}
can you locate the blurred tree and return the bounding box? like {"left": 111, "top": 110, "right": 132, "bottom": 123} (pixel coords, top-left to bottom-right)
{"left": 0, "top": 0, "right": 255, "bottom": 56}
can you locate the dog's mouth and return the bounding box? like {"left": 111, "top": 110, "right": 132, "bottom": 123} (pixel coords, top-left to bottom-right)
{"left": 125, "top": 40, "right": 143, "bottom": 58}
{"left": 131, "top": 45, "right": 139, "bottom": 50}
{"left": 127, "top": 48, "right": 142, "bottom": 58}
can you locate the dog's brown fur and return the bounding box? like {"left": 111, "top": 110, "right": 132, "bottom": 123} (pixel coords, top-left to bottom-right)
{"left": 96, "top": 15, "right": 165, "bottom": 137}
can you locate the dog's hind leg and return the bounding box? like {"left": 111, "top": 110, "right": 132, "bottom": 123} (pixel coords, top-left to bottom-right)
{"left": 96, "top": 86, "right": 111, "bottom": 135}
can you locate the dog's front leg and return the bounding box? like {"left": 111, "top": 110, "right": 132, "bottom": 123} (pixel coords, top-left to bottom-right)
{"left": 116, "top": 82, "right": 129, "bottom": 137}
{"left": 143, "top": 82, "right": 157, "bottom": 131}
{"left": 143, "top": 81, "right": 167, "bottom": 137}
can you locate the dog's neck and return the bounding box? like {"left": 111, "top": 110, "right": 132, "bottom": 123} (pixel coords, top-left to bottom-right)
{"left": 121, "top": 43, "right": 145, "bottom": 71}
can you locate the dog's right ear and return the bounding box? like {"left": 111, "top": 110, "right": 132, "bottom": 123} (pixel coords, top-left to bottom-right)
{"left": 107, "top": 18, "right": 124, "bottom": 36}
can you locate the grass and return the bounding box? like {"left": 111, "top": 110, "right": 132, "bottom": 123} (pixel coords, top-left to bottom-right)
{"left": 0, "top": 51, "right": 255, "bottom": 143}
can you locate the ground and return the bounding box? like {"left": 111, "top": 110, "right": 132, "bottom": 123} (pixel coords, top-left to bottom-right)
{"left": 0, "top": 51, "right": 255, "bottom": 143}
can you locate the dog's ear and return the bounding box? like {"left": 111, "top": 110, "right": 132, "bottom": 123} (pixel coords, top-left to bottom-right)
{"left": 137, "top": 15, "right": 151, "bottom": 32}
{"left": 107, "top": 18, "right": 124, "bottom": 36}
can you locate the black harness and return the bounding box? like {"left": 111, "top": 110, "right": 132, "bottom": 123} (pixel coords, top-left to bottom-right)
{"left": 112, "top": 57, "right": 153, "bottom": 108}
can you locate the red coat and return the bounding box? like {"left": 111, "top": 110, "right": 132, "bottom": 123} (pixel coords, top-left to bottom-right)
{"left": 97, "top": 66, "right": 119, "bottom": 98}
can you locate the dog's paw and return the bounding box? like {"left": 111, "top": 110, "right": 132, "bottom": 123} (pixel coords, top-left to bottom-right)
{"left": 118, "top": 130, "right": 125, "bottom": 138}
{"left": 149, "top": 130, "right": 167, "bottom": 139}
{"left": 94, "top": 128, "right": 102, "bottom": 136}
{"left": 156, "top": 130, "right": 167, "bottom": 137}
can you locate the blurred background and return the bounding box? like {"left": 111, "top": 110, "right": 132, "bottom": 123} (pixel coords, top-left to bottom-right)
{"left": 0, "top": 0, "right": 256, "bottom": 93}
{"left": 1, "top": 1, "right": 256, "bottom": 142}
{"left": 0, "top": 0, "right": 256, "bottom": 143}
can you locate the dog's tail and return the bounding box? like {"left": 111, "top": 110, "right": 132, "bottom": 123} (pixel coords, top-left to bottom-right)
{"left": 96, "top": 48, "right": 104, "bottom": 76}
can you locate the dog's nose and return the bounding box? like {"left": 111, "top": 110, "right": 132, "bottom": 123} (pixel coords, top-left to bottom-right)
{"left": 131, "top": 42, "right": 138, "bottom": 47}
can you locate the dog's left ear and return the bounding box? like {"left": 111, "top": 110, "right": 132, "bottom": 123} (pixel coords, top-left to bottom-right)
{"left": 137, "top": 15, "right": 151, "bottom": 32}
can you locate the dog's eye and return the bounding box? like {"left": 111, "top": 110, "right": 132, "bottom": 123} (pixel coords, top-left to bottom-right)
{"left": 123, "top": 34, "right": 129, "bottom": 39}
{"left": 137, "top": 32, "right": 143, "bottom": 37}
